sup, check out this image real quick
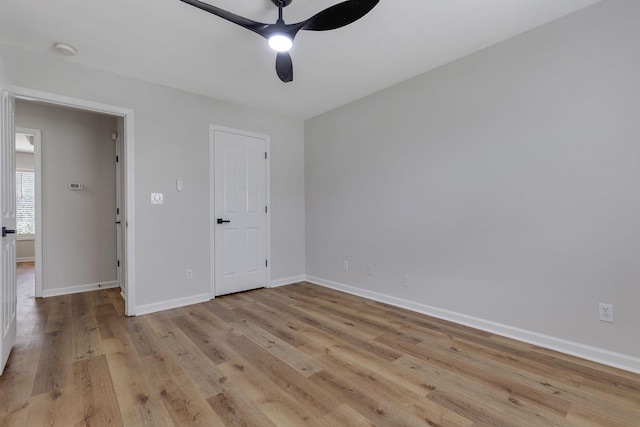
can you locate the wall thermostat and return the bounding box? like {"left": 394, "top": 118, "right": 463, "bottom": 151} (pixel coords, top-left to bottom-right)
{"left": 68, "top": 183, "right": 84, "bottom": 191}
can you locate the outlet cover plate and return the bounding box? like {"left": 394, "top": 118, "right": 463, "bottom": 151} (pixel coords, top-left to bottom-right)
{"left": 402, "top": 274, "right": 410, "bottom": 288}
{"left": 598, "top": 303, "right": 614, "bottom": 323}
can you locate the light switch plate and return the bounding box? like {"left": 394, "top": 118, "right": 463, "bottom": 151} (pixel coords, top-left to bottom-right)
{"left": 151, "top": 193, "right": 164, "bottom": 204}
{"left": 176, "top": 177, "right": 183, "bottom": 192}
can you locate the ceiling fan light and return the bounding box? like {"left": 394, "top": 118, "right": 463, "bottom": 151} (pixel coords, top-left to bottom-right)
{"left": 268, "top": 34, "right": 293, "bottom": 52}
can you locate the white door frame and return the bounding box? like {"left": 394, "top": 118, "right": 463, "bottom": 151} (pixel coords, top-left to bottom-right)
{"left": 14, "top": 87, "right": 137, "bottom": 316}
{"left": 209, "top": 124, "right": 271, "bottom": 298}
{"left": 15, "top": 127, "right": 42, "bottom": 297}
{"left": 114, "top": 128, "right": 124, "bottom": 295}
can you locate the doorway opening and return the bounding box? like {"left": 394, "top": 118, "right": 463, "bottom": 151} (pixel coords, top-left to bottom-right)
{"left": 14, "top": 87, "right": 135, "bottom": 316}
{"left": 15, "top": 127, "right": 42, "bottom": 299}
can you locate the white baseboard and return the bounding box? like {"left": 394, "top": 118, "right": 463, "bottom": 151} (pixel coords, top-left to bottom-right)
{"left": 135, "top": 293, "right": 211, "bottom": 316}
{"left": 17, "top": 257, "right": 35, "bottom": 263}
{"left": 42, "top": 280, "right": 119, "bottom": 298}
{"left": 270, "top": 274, "right": 306, "bottom": 288}
{"left": 305, "top": 275, "right": 640, "bottom": 375}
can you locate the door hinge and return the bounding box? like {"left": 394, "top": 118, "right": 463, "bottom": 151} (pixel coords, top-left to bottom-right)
{"left": 117, "top": 260, "right": 120, "bottom": 267}
{"left": 265, "top": 152, "right": 267, "bottom": 159}
{"left": 117, "top": 208, "right": 120, "bottom": 215}
{"left": 265, "top": 206, "right": 268, "bottom": 213}
{"left": 265, "top": 260, "right": 268, "bottom": 267}
{"left": 116, "top": 155, "right": 119, "bottom": 162}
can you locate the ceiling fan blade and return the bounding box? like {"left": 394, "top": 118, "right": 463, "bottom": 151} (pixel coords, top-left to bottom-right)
{"left": 275, "top": 52, "right": 294, "bottom": 83}
{"left": 301, "top": 0, "right": 379, "bottom": 31}
{"left": 179, "top": 0, "right": 271, "bottom": 36}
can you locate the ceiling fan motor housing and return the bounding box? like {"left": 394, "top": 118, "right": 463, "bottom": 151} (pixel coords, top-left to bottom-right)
{"left": 271, "top": 0, "right": 293, "bottom": 7}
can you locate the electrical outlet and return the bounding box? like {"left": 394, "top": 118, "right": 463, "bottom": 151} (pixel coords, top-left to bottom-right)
{"left": 402, "top": 274, "right": 410, "bottom": 288}
{"left": 598, "top": 303, "right": 614, "bottom": 323}
{"left": 343, "top": 260, "right": 349, "bottom": 271}
{"left": 367, "top": 264, "right": 373, "bottom": 276}
{"left": 186, "top": 269, "right": 193, "bottom": 280}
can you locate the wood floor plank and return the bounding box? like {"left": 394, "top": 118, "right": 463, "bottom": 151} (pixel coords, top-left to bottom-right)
{"left": 286, "top": 287, "right": 407, "bottom": 338}
{"left": 565, "top": 402, "right": 640, "bottom": 427}
{"left": 300, "top": 332, "right": 477, "bottom": 427}
{"left": 308, "top": 368, "right": 428, "bottom": 426}
{"left": 108, "top": 288, "right": 126, "bottom": 316}
{"left": 207, "top": 389, "right": 278, "bottom": 427}
{"left": 176, "top": 303, "right": 230, "bottom": 332}
{"left": 170, "top": 314, "right": 236, "bottom": 365}
{"left": 106, "top": 342, "right": 175, "bottom": 427}
{"left": 30, "top": 328, "right": 73, "bottom": 397}
{"left": 0, "top": 334, "right": 42, "bottom": 425}
{"left": 225, "top": 334, "right": 342, "bottom": 418}
{"left": 142, "top": 350, "right": 226, "bottom": 426}
{"left": 217, "top": 356, "right": 325, "bottom": 427}
{"left": 3, "top": 269, "right": 640, "bottom": 426}
{"left": 259, "top": 293, "right": 403, "bottom": 362}
{"left": 146, "top": 315, "right": 228, "bottom": 399}
{"left": 73, "top": 355, "right": 124, "bottom": 426}
{"left": 71, "top": 292, "right": 105, "bottom": 361}
{"left": 125, "top": 317, "right": 164, "bottom": 358}
{"left": 299, "top": 327, "right": 435, "bottom": 397}
{"left": 89, "top": 288, "right": 113, "bottom": 307}
{"left": 232, "top": 303, "right": 310, "bottom": 348}
{"left": 412, "top": 332, "right": 639, "bottom": 421}
{"left": 230, "top": 318, "right": 324, "bottom": 377}
{"left": 23, "top": 384, "right": 78, "bottom": 427}
{"left": 44, "top": 295, "right": 72, "bottom": 334}
{"left": 395, "top": 352, "right": 574, "bottom": 427}
{"left": 201, "top": 299, "right": 246, "bottom": 323}
{"left": 319, "top": 404, "right": 378, "bottom": 427}
{"left": 410, "top": 336, "right": 573, "bottom": 417}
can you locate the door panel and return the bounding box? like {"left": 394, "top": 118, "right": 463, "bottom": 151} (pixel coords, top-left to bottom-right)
{"left": 1, "top": 90, "right": 17, "bottom": 375}
{"left": 213, "top": 129, "right": 266, "bottom": 296}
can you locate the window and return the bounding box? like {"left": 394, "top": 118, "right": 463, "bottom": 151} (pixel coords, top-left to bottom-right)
{"left": 16, "top": 170, "right": 35, "bottom": 235}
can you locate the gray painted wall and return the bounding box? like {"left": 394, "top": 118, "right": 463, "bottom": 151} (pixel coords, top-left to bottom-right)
{"left": 16, "top": 101, "right": 117, "bottom": 291}
{"left": 305, "top": 0, "right": 640, "bottom": 360}
{"left": 0, "top": 43, "right": 306, "bottom": 309}
{"left": 16, "top": 240, "right": 33, "bottom": 262}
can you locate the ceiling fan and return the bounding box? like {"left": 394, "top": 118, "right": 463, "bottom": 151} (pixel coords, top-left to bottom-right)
{"left": 179, "top": 0, "right": 380, "bottom": 82}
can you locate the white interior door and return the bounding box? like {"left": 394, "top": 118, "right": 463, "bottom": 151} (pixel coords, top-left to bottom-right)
{"left": 213, "top": 128, "right": 267, "bottom": 296}
{"left": 0, "top": 90, "right": 17, "bottom": 375}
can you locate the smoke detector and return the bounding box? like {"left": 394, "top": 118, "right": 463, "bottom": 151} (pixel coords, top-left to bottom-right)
{"left": 53, "top": 42, "right": 77, "bottom": 56}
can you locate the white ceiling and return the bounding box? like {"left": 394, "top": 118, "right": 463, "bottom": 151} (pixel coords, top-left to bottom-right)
{"left": 16, "top": 133, "right": 34, "bottom": 153}
{"left": 0, "top": 0, "right": 600, "bottom": 120}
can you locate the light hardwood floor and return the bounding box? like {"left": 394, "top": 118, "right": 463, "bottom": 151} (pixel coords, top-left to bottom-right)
{"left": 1, "top": 262, "right": 640, "bottom": 426}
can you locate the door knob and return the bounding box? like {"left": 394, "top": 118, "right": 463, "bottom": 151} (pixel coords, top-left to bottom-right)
{"left": 217, "top": 219, "right": 231, "bottom": 224}
{"left": 2, "top": 227, "right": 16, "bottom": 237}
